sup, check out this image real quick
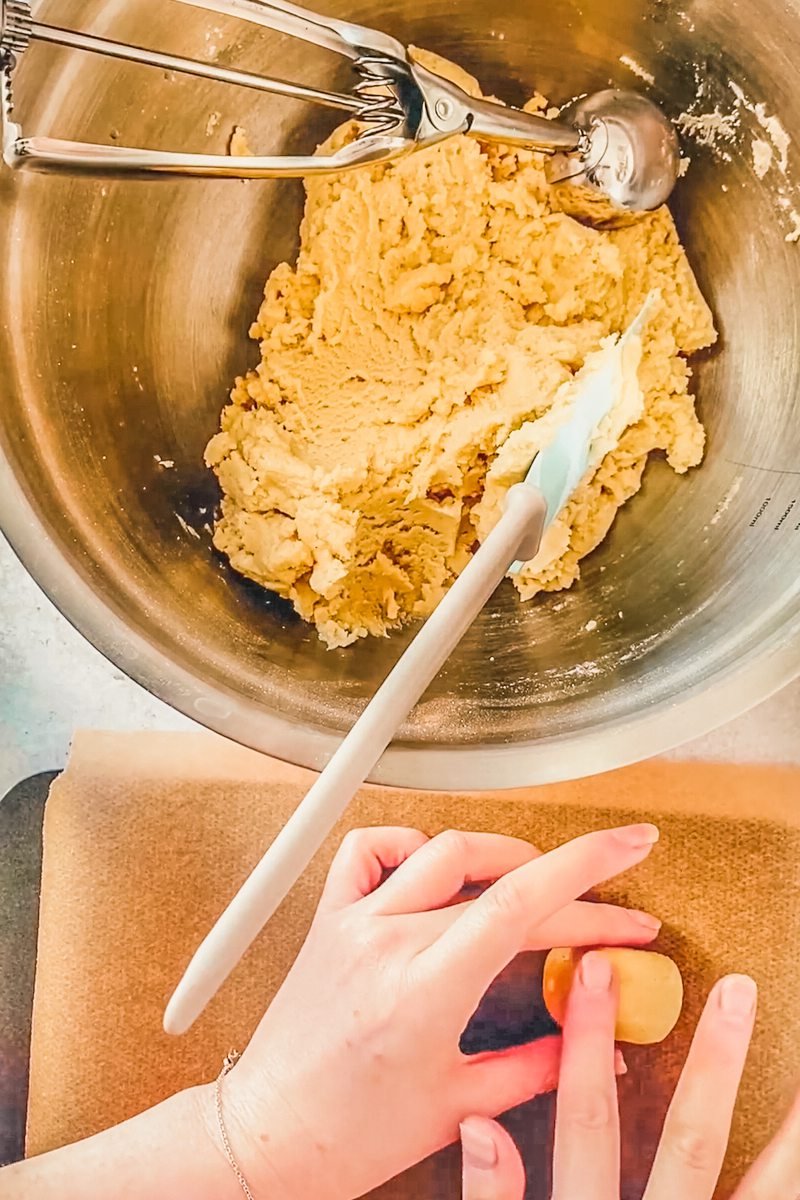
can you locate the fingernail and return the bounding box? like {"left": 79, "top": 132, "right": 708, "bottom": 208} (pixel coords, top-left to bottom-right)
{"left": 719, "top": 975, "right": 757, "bottom": 1020}
{"left": 613, "top": 824, "right": 660, "bottom": 849}
{"left": 460, "top": 1119, "right": 498, "bottom": 1171}
{"left": 630, "top": 910, "right": 662, "bottom": 933}
{"left": 614, "top": 1049, "right": 628, "bottom": 1076}
{"left": 580, "top": 951, "right": 613, "bottom": 992}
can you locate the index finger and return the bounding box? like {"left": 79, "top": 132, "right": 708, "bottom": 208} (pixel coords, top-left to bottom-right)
{"left": 416, "top": 824, "right": 659, "bottom": 1019}
{"left": 366, "top": 830, "right": 539, "bottom": 915}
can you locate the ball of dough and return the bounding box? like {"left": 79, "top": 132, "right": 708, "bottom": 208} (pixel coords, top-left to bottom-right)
{"left": 542, "top": 946, "right": 684, "bottom": 1045}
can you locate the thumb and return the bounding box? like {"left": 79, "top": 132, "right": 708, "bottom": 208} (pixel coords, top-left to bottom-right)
{"left": 461, "top": 1116, "right": 525, "bottom": 1200}
{"left": 464, "top": 1035, "right": 562, "bottom": 1115}
{"left": 465, "top": 1036, "right": 627, "bottom": 1116}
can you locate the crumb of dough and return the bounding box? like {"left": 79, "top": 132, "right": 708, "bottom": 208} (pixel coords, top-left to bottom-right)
{"left": 228, "top": 126, "right": 252, "bottom": 156}
{"left": 206, "top": 50, "right": 716, "bottom": 648}
{"left": 752, "top": 138, "right": 772, "bottom": 179}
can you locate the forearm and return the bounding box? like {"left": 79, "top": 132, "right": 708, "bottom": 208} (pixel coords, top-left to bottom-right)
{"left": 0, "top": 1085, "right": 245, "bottom": 1200}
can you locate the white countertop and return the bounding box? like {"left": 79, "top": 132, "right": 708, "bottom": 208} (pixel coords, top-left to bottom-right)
{"left": 1, "top": 532, "right": 798, "bottom": 798}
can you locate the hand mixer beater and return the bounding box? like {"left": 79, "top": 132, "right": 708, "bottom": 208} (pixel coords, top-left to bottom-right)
{"left": 1, "top": 0, "right": 679, "bottom": 213}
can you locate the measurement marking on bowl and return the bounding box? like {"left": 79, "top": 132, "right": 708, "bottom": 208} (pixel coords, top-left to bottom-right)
{"left": 774, "top": 499, "right": 796, "bottom": 530}
{"left": 745, "top": 494, "right": 800, "bottom": 532}
{"left": 726, "top": 459, "right": 800, "bottom": 477}
{"left": 749, "top": 497, "right": 772, "bottom": 528}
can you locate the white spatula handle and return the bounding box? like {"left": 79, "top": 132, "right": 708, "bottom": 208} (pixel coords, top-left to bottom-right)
{"left": 164, "top": 483, "right": 546, "bottom": 1034}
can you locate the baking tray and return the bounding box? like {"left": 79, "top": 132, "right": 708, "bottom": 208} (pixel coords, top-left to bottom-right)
{"left": 0, "top": 771, "right": 54, "bottom": 1166}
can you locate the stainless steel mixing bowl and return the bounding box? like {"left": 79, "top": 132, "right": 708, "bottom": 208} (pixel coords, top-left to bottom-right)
{"left": 1, "top": 0, "right": 799, "bottom": 788}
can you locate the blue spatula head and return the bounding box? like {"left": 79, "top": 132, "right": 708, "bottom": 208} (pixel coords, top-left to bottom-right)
{"left": 509, "top": 292, "right": 656, "bottom": 574}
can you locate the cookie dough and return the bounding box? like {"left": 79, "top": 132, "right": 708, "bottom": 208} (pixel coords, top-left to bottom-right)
{"left": 543, "top": 946, "right": 684, "bottom": 1045}
{"left": 205, "top": 51, "right": 716, "bottom": 648}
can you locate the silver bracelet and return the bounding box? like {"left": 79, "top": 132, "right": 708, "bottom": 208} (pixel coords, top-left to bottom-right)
{"left": 215, "top": 1050, "right": 256, "bottom": 1200}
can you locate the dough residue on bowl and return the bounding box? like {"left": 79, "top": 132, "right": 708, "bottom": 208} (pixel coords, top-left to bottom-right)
{"left": 205, "top": 51, "right": 716, "bottom": 648}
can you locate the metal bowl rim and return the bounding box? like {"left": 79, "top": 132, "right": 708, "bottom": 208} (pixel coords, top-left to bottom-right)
{"left": 3, "top": 453, "right": 798, "bottom": 789}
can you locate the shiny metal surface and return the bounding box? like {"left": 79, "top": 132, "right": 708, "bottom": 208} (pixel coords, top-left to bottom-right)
{"left": 1, "top": 0, "right": 415, "bottom": 176}
{"left": 0, "top": 0, "right": 799, "bottom": 789}
{"left": 551, "top": 89, "right": 680, "bottom": 211}
{"left": 3, "top": 0, "right": 674, "bottom": 214}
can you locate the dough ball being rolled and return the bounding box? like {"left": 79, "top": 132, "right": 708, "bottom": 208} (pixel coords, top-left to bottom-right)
{"left": 542, "top": 946, "right": 684, "bottom": 1045}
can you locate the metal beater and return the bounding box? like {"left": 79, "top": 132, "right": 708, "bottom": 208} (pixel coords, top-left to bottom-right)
{"left": 1, "top": 0, "right": 680, "bottom": 211}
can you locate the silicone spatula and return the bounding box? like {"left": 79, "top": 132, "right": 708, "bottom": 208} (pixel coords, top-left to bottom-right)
{"left": 164, "top": 297, "right": 653, "bottom": 1035}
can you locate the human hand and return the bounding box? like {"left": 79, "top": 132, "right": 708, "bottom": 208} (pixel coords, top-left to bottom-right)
{"left": 461, "top": 956, "right": 800, "bottom": 1199}
{"left": 217, "top": 823, "right": 662, "bottom": 1199}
